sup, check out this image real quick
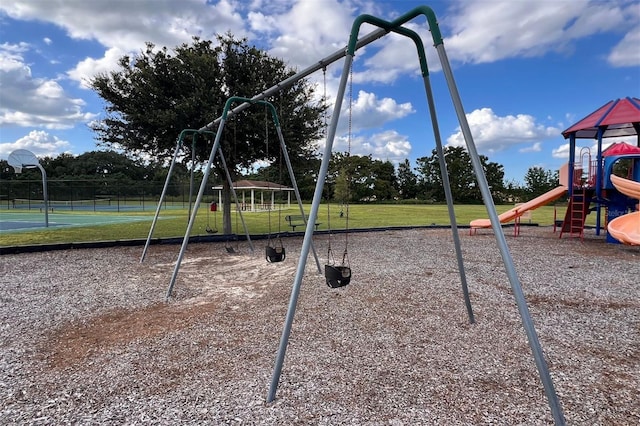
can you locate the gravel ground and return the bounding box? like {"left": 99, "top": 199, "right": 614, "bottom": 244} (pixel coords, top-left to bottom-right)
{"left": 1, "top": 226, "right": 638, "bottom": 425}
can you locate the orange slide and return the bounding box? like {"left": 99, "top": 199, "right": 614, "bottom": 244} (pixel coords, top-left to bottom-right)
{"left": 470, "top": 186, "right": 568, "bottom": 231}
{"left": 607, "top": 175, "right": 640, "bottom": 245}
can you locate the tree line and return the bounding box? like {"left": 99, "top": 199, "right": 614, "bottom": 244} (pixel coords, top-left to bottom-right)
{"left": 1, "top": 34, "right": 559, "bottom": 231}
{"left": 1, "top": 148, "right": 559, "bottom": 204}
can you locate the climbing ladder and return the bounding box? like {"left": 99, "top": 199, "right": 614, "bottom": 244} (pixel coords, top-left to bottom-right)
{"left": 560, "top": 188, "right": 591, "bottom": 240}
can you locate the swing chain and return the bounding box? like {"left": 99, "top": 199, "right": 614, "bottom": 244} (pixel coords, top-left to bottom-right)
{"left": 342, "top": 59, "right": 353, "bottom": 264}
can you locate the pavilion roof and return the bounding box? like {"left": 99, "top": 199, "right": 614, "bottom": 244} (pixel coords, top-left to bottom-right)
{"left": 212, "top": 180, "right": 292, "bottom": 190}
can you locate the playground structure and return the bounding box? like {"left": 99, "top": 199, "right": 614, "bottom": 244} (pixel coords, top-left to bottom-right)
{"left": 470, "top": 185, "right": 568, "bottom": 235}
{"left": 607, "top": 175, "right": 640, "bottom": 245}
{"left": 561, "top": 97, "right": 640, "bottom": 243}
{"left": 145, "top": 6, "right": 569, "bottom": 424}
{"left": 140, "top": 128, "right": 256, "bottom": 262}
{"left": 143, "top": 98, "right": 323, "bottom": 290}
{"left": 470, "top": 97, "right": 640, "bottom": 244}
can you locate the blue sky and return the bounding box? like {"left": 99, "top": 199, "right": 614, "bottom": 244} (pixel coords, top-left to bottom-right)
{"left": 0, "top": 0, "right": 639, "bottom": 184}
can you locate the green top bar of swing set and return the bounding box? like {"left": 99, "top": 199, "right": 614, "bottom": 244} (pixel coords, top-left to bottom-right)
{"left": 176, "top": 128, "right": 216, "bottom": 146}
{"left": 346, "top": 5, "right": 443, "bottom": 57}
{"left": 348, "top": 14, "right": 430, "bottom": 78}
{"left": 221, "top": 96, "right": 280, "bottom": 127}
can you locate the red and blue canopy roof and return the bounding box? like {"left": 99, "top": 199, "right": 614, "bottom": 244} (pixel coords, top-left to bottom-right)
{"left": 562, "top": 97, "right": 640, "bottom": 139}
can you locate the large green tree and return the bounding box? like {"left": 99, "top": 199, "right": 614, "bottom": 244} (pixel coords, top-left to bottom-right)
{"left": 416, "top": 146, "right": 505, "bottom": 203}
{"left": 326, "top": 153, "right": 397, "bottom": 202}
{"left": 524, "top": 166, "right": 559, "bottom": 200}
{"left": 396, "top": 158, "right": 419, "bottom": 199}
{"left": 90, "top": 35, "right": 325, "bottom": 232}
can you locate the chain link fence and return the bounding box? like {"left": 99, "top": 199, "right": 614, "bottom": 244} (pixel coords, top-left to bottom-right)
{"left": 0, "top": 179, "right": 217, "bottom": 212}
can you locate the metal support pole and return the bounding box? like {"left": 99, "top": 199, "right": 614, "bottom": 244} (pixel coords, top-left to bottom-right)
{"left": 275, "top": 125, "right": 322, "bottom": 273}
{"left": 267, "top": 53, "right": 355, "bottom": 404}
{"left": 36, "top": 164, "right": 49, "bottom": 228}
{"left": 422, "top": 75, "right": 475, "bottom": 324}
{"left": 188, "top": 134, "right": 197, "bottom": 221}
{"left": 166, "top": 121, "right": 228, "bottom": 300}
{"left": 595, "top": 128, "right": 604, "bottom": 235}
{"left": 568, "top": 134, "right": 576, "bottom": 196}
{"left": 141, "top": 134, "right": 185, "bottom": 262}
{"left": 436, "top": 43, "right": 565, "bottom": 425}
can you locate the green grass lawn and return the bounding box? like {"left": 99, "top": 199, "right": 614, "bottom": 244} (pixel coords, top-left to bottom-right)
{"left": 1, "top": 202, "right": 590, "bottom": 247}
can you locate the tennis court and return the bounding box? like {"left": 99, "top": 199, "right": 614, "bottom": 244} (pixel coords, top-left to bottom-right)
{"left": 0, "top": 211, "right": 152, "bottom": 233}
{"left": 2, "top": 198, "right": 183, "bottom": 213}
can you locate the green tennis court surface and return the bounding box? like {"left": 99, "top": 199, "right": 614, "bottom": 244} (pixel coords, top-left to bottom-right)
{"left": 0, "top": 211, "right": 152, "bottom": 233}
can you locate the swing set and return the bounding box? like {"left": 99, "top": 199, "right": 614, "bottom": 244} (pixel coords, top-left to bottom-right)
{"left": 144, "top": 5, "right": 567, "bottom": 424}
{"left": 140, "top": 128, "right": 254, "bottom": 262}
{"left": 151, "top": 97, "right": 323, "bottom": 298}
{"left": 263, "top": 106, "right": 286, "bottom": 263}
{"left": 206, "top": 197, "right": 218, "bottom": 234}
{"left": 323, "top": 65, "right": 353, "bottom": 288}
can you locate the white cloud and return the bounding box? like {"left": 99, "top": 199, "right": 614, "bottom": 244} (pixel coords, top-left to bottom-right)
{"left": 608, "top": 27, "right": 640, "bottom": 67}
{"left": 67, "top": 47, "right": 126, "bottom": 88}
{"left": 520, "top": 142, "right": 542, "bottom": 153}
{"left": 443, "top": 0, "right": 631, "bottom": 64}
{"left": 0, "top": 0, "right": 246, "bottom": 52}
{"left": 361, "top": 130, "right": 412, "bottom": 162}
{"left": 349, "top": 90, "right": 414, "bottom": 131}
{"left": 0, "top": 130, "right": 72, "bottom": 158}
{"left": 552, "top": 143, "right": 571, "bottom": 159}
{"left": 447, "top": 108, "right": 560, "bottom": 153}
{"left": 551, "top": 136, "right": 634, "bottom": 159}
{"left": 0, "top": 43, "right": 98, "bottom": 129}
{"left": 315, "top": 89, "right": 414, "bottom": 161}
{"left": 328, "top": 130, "right": 411, "bottom": 164}
{"left": 265, "top": 0, "right": 356, "bottom": 69}
{"left": 1, "top": 0, "right": 248, "bottom": 88}
{"left": 0, "top": 41, "right": 29, "bottom": 60}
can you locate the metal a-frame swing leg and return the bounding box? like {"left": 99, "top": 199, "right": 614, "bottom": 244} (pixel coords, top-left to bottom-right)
{"left": 165, "top": 104, "right": 255, "bottom": 300}
{"left": 421, "top": 72, "right": 475, "bottom": 324}
{"left": 267, "top": 49, "right": 354, "bottom": 404}
{"left": 274, "top": 116, "right": 323, "bottom": 273}
{"left": 141, "top": 133, "right": 184, "bottom": 263}
{"left": 166, "top": 125, "right": 227, "bottom": 300}
{"left": 434, "top": 35, "right": 566, "bottom": 426}
{"left": 142, "top": 129, "right": 212, "bottom": 263}
{"left": 269, "top": 10, "right": 565, "bottom": 426}
{"left": 223, "top": 96, "right": 322, "bottom": 270}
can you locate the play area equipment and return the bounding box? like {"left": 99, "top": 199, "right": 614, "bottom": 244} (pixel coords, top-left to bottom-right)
{"left": 153, "top": 6, "right": 567, "bottom": 424}
{"left": 607, "top": 175, "right": 640, "bottom": 245}
{"left": 161, "top": 98, "right": 323, "bottom": 297}
{"left": 264, "top": 189, "right": 286, "bottom": 262}
{"left": 206, "top": 199, "right": 219, "bottom": 234}
{"left": 470, "top": 185, "right": 568, "bottom": 235}
{"left": 470, "top": 97, "right": 640, "bottom": 240}
{"left": 323, "top": 70, "right": 353, "bottom": 289}
{"left": 561, "top": 97, "right": 640, "bottom": 242}
{"left": 140, "top": 128, "right": 254, "bottom": 262}
{"left": 7, "top": 149, "right": 49, "bottom": 227}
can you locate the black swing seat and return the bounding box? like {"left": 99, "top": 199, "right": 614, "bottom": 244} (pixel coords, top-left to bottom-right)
{"left": 224, "top": 234, "right": 239, "bottom": 254}
{"left": 205, "top": 226, "right": 218, "bottom": 234}
{"left": 324, "top": 264, "right": 351, "bottom": 288}
{"left": 266, "top": 245, "right": 286, "bottom": 263}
